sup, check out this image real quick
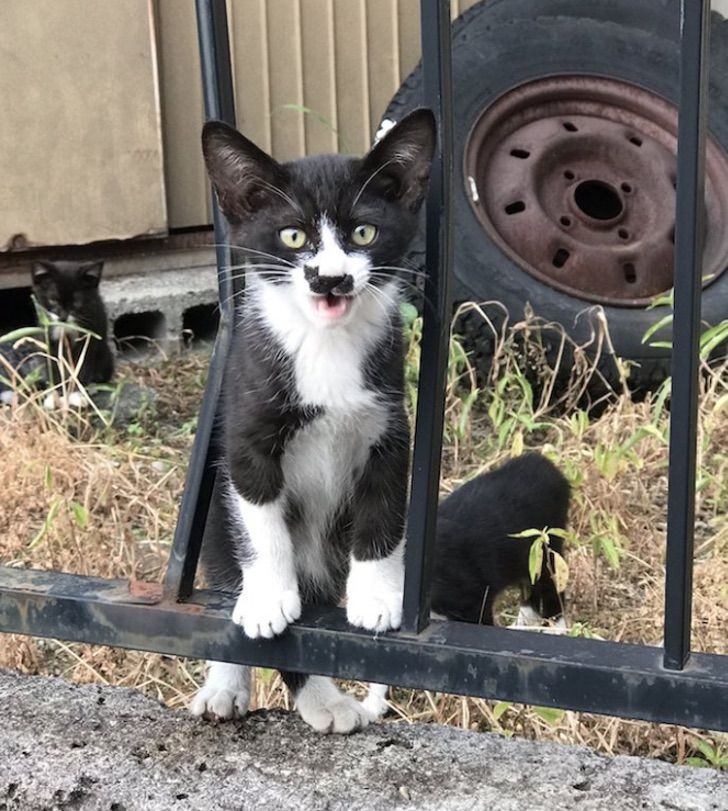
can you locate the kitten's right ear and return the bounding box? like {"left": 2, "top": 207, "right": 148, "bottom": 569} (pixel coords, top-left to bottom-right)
{"left": 201, "top": 121, "right": 286, "bottom": 223}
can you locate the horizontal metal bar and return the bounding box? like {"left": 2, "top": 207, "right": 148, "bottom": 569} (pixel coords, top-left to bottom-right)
{"left": 2, "top": 569, "right": 727, "bottom": 732}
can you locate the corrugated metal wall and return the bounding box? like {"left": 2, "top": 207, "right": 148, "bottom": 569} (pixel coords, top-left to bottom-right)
{"left": 0, "top": 0, "right": 167, "bottom": 250}
{"left": 12, "top": 0, "right": 723, "bottom": 246}
{"left": 157, "top": 0, "right": 478, "bottom": 230}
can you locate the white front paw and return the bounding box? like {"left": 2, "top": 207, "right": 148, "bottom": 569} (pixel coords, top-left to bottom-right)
{"left": 232, "top": 582, "right": 301, "bottom": 639}
{"left": 347, "top": 589, "right": 402, "bottom": 633}
{"left": 346, "top": 548, "right": 404, "bottom": 633}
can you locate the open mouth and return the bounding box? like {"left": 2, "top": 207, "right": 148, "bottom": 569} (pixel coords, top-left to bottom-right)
{"left": 312, "top": 293, "right": 352, "bottom": 321}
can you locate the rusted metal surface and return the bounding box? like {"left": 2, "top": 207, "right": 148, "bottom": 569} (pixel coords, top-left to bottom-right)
{"left": 1, "top": 567, "right": 728, "bottom": 732}
{"left": 464, "top": 75, "right": 728, "bottom": 306}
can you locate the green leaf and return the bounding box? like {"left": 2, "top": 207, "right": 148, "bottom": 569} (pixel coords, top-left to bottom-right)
{"left": 0, "top": 326, "right": 45, "bottom": 344}
{"left": 694, "top": 739, "right": 717, "bottom": 762}
{"left": 28, "top": 498, "right": 62, "bottom": 549}
{"left": 641, "top": 314, "right": 673, "bottom": 345}
{"left": 529, "top": 538, "right": 544, "bottom": 585}
{"left": 600, "top": 536, "right": 621, "bottom": 570}
{"left": 533, "top": 706, "right": 565, "bottom": 726}
{"left": 552, "top": 550, "right": 569, "bottom": 593}
{"left": 492, "top": 701, "right": 511, "bottom": 721}
{"left": 71, "top": 501, "right": 88, "bottom": 530}
{"left": 400, "top": 301, "right": 419, "bottom": 327}
{"left": 509, "top": 528, "right": 545, "bottom": 539}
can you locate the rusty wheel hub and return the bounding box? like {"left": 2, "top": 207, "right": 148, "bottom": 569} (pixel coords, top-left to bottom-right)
{"left": 465, "top": 76, "right": 728, "bottom": 306}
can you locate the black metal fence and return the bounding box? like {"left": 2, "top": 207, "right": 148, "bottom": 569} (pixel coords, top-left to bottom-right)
{"left": 1, "top": 0, "right": 726, "bottom": 733}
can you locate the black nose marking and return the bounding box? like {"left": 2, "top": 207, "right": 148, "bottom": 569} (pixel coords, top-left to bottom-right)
{"left": 306, "top": 270, "right": 353, "bottom": 296}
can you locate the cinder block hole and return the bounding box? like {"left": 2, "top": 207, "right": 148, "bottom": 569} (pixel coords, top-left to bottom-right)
{"left": 0, "top": 287, "right": 36, "bottom": 334}
{"left": 114, "top": 310, "right": 166, "bottom": 355}
{"left": 182, "top": 303, "right": 219, "bottom": 345}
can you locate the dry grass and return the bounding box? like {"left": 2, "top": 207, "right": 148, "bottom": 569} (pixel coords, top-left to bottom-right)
{"left": 1, "top": 314, "right": 726, "bottom": 769}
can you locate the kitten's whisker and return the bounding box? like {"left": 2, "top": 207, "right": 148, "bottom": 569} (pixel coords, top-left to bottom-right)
{"left": 369, "top": 265, "right": 429, "bottom": 279}
{"left": 364, "top": 284, "right": 398, "bottom": 328}
{"left": 352, "top": 157, "right": 398, "bottom": 209}
{"left": 256, "top": 180, "right": 305, "bottom": 217}
{"left": 369, "top": 275, "right": 436, "bottom": 314}
{"left": 209, "top": 243, "right": 297, "bottom": 268}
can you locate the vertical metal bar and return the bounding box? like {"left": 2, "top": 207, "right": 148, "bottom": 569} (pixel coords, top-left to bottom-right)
{"left": 402, "top": 0, "right": 454, "bottom": 634}
{"left": 663, "top": 0, "right": 710, "bottom": 670}
{"left": 163, "top": 0, "right": 236, "bottom": 600}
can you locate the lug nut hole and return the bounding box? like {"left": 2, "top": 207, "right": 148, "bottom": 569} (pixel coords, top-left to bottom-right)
{"left": 560, "top": 216, "right": 572, "bottom": 227}
{"left": 510, "top": 148, "right": 530, "bottom": 159}
{"left": 552, "top": 248, "right": 570, "bottom": 268}
{"left": 618, "top": 228, "right": 629, "bottom": 240}
{"left": 623, "top": 262, "right": 637, "bottom": 283}
{"left": 505, "top": 201, "right": 526, "bottom": 215}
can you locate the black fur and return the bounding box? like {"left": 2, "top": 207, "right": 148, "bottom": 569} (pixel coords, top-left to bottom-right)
{"left": 197, "top": 111, "right": 436, "bottom": 717}
{"left": 1, "top": 261, "right": 113, "bottom": 396}
{"left": 432, "top": 453, "right": 570, "bottom": 625}
{"left": 33, "top": 260, "right": 113, "bottom": 386}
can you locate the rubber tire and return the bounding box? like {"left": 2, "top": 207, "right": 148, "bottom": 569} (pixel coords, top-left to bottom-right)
{"left": 384, "top": 1, "right": 728, "bottom": 393}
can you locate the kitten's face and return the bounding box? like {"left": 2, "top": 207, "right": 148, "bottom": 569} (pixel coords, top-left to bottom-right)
{"left": 31, "top": 260, "right": 103, "bottom": 323}
{"left": 202, "top": 110, "right": 436, "bottom": 327}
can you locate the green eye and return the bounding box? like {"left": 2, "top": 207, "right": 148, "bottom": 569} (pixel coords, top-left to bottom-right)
{"left": 279, "top": 227, "right": 308, "bottom": 250}
{"left": 351, "top": 224, "right": 377, "bottom": 247}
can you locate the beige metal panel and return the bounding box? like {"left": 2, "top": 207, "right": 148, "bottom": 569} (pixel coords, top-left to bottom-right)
{"left": 229, "top": 0, "right": 273, "bottom": 154}
{"left": 0, "top": 0, "right": 166, "bottom": 250}
{"left": 156, "top": 0, "right": 209, "bottom": 229}
{"left": 366, "top": 0, "right": 400, "bottom": 144}
{"left": 333, "top": 0, "right": 370, "bottom": 154}
{"left": 263, "top": 0, "right": 306, "bottom": 161}
{"left": 301, "top": 0, "right": 338, "bottom": 154}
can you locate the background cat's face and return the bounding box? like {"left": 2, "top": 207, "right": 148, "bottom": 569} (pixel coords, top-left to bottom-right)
{"left": 31, "top": 260, "right": 104, "bottom": 323}
{"left": 202, "top": 111, "right": 435, "bottom": 327}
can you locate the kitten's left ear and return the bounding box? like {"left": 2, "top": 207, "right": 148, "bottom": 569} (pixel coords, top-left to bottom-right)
{"left": 79, "top": 261, "right": 103, "bottom": 287}
{"left": 359, "top": 108, "right": 437, "bottom": 212}
{"left": 31, "top": 261, "right": 55, "bottom": 284}
{"left": 202, "top": 120, "right": 287, "bottom": 223}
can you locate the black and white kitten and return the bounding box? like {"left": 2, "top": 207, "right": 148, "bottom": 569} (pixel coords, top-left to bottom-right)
{"left": 364, "top": 452, "right": 571, "bottom": 718}
{"left": 0, "top": 261, "right": 114, "bottom": 405}
{"left": 190, "top": 111, "right": 436, "bottom": 733}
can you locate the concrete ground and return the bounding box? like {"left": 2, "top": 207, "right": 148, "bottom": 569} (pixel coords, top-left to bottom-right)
{"left": 1, "top": 670, "right": 726, "bottom": 810}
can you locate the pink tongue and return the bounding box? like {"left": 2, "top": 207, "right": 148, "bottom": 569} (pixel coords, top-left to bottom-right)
{"left": 315, "top": 295, "right": 350, "bottom": 320}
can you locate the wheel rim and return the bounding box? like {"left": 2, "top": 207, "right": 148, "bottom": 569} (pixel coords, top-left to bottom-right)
{"left": 464, "top": 76, "right": 728, "bottom": 307}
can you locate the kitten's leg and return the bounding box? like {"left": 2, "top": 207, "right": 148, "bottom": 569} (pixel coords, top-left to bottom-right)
{"left": 190, "top": 661, "right": 252, "bottom": 720}
{"left": 362, "top": 683, "right": 390, "bottom": 720}
{"left": 282, "top": 671, "right": 371, "bottom": 734}
{"left": 511, "top": 603, "right": 544, "bottom": 629}
{"left": 346, "top": 409, "right": 409, "bottom": 633}
{"left": 229, "top": 491, "right": 301, "bottom": 639}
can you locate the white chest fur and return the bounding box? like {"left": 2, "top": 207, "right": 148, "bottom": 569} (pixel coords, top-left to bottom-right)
{"left": 250, "top": 280, "right": 398, "bottom": 586}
